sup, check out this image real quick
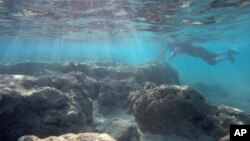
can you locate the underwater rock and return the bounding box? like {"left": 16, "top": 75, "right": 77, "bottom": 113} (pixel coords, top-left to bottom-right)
{"left": 20, "top": 73, "right": 93, "bottom": 124}
{"left": 97, "top": 119, "right": 140, "bottom": 141}
{"left": 75, "top": 62, "right": 179, "bottom": 85}
{"left": 0, "top": 61, "right": 180, "bottom": 85}
{"left": 0, "top": 61, "right": 180, "bottom": 141}
{"left": 132, "top": 85, "right": 213, "bottom": 141}
{"left": 132, "top": 85, "right": 250, "bottom": 141}
{"left": 0, "top": 74, "right": 92, "bottom": 141}
{"left": 140, "top": 132, "right": 191, "bottom": 141}
{"left": 133, "top": 63, "right": 179, "bottom": 85}
{"left": 18, "top": 133, "right": 117, "bottom": 141}
{"left": 219, "top": 134, "right": 229, "bottom": 141}
{"left": 97, "top": 78, "right": 139, "bottom": 116}
{"left": 214, "top": 105, "right": 250, "bottom": 126}
{"left": 219, "top": 134, "right": 230, "bottom": 141}
{"left": 128, "top": 82, "right": 157, "bottom": 113}
{"left": 74, "top": 72, "right": 101, "bottom": 100}
{"left": 0, "top": 62, "right": 48, "bottom": 75}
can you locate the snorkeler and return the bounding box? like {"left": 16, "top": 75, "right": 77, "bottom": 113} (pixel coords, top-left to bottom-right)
{"left": 159, "top": 42, "right": 238, "bottom": 65}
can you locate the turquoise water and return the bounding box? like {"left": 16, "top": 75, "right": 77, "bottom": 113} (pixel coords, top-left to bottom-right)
{"left": 0, "top": 0, "right": 250, "bottom": 110}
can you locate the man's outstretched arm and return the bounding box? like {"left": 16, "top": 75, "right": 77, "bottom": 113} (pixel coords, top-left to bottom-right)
{"left": 166, "top": 47, "right": 179, "bottom": 62}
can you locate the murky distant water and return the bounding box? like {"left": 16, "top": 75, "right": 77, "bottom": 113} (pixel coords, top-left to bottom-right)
{"left": 0, "top": 0, "right": 250, "bottom": 110}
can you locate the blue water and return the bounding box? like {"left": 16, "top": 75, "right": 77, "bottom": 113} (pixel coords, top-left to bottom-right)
{"left": 0, "top": 0, "right": 250, "bottom": 110}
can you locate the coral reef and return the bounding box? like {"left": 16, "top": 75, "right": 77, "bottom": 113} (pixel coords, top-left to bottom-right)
{"left": 97, "top": 119, "right": 139, "bottom": 141}
{"left": 0, "top": 61, "right": 179, "bottom": 141}
{"left": 132, "top": 84, "right": 250, "bottom": 141}
{"left": 18, "top": 133, "right": 117, "bottom": 141}
{"left": 0, "top": 74, "right": 92, "bottom": 141}
{"left": 0, "top": 61, "right": 249, "bottom": 141}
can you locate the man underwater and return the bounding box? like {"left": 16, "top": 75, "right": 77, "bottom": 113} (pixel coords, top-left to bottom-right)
{"left": 159, "top": 42, "right": 238, "bottom": 65}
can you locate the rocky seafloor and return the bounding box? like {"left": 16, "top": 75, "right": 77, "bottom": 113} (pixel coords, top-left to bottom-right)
{"left": 0, "top": 61, "right": 249, "bottom": 141}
